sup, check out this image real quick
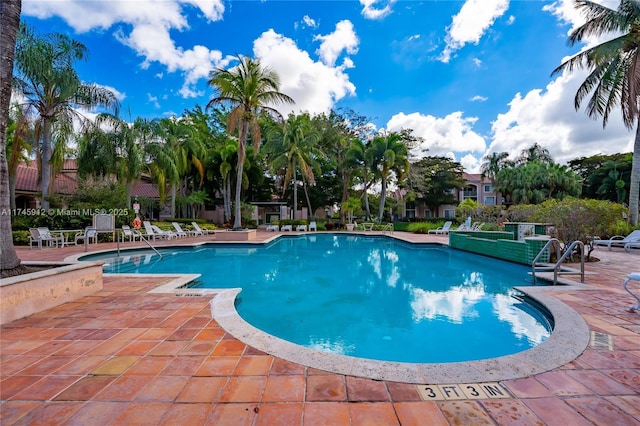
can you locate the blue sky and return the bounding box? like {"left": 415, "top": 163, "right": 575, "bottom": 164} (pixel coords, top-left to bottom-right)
{"left": 20, "top": 0, "right": 634, "bottom": 172}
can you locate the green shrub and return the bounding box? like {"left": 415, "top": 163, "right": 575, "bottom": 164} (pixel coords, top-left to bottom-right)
{"left": 12, "top": 230, "right": 30, "bottom": 246}
{"left": 407, "top": 222, "right": 436, "bottom": 234}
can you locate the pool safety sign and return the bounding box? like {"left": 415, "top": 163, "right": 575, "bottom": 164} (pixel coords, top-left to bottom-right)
{"left": 417, "top": 382, "right": 510, "bottom": 401}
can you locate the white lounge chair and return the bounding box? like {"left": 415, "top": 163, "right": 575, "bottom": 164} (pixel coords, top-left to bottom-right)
{"left": 281, "top": 224, "right": 292, "bottom": 231}
{"left": 296, "top": 224, "right": 307, "bottom": 231}
{"left": 172, "top": 222, "right": 190, "bottom": 238}
{"left": 143, "top": 221, "right": 172, "bottom": 240}
{"left": 428, "top": 221, "right": 452, "bottom": 235}
{"left": 625, "top": 241, "right": 640, "bottom": 253}
{"left": 594, "top": 230, "right": 640, "bottom": 250}
{"left": 308, "top": 221, "right": 317, "bottom": 232}
{"left": 74, "top": 227, "right": 98, "bottom": 245}
{"left": 266, "top": 224, "right": 279, "bottom": 232}
{"left": 191, "top": 222, "right": 210, "bottom": 236}
{"left": 121, "top": 225, "right": 140, "bottom": 242}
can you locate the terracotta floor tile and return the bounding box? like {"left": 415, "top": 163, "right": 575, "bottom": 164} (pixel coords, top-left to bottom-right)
{"left": 270, "top": 358, "right": 306, "bottom": 375}
{"left": 54, "top": 355, "right": 110, "bottom": 375}
{"left": 112, "top": 402, "right": 172, "bottom": 424}
{"left": 18, "top": 355, "right": 76, "bottom": 375}
{"left": 219, "top": 376, "right": 267, "bottom": 403}
{"left": 90, "top": 355, "right": 139, "bottom": 375}
{"left": 179, "top": 340, "right": 216, "bottom": 356}
{"left": 162, "top": 355, "right": 205, "bottom": 376}
{"left": 93, "top": 375, "right": 154, "bottom": 401}
{"left": 134, "top": 375, "right": 189, "bottom": 402}
{"left": 234, "top": 355, "right": 274, "bottom": 376}
{"left": 137, "top": 327, "right": 174, "bottom": 340}
{"left": 148, "top": 340, "right": 189, "bottom": 356}
{"left": 393, "top": 401, "right": 449, "bottom": 426}
{"left": 195, "top": 357, "right": 239, "bottom": 376}
{"left": 208, "top": 402, "right": 258, "bottom": 425}
{"left": 386, "top": 382, "right": 422, "bottom": 402}
{"left": 52, "top": 340, "right": 99, "bottom": 356}
{"left": 604, "top": 395, "right": 640, "bottom": 420}
{"left": 176, "top": 376, "right": 227, "bottom": 403}
{"left": 166, "top": 327, "right": 200, "bottom": 341}
{"left": 86, "top": 339, "right": 129, "bottom": 355}
{"left": 116, "top": 340, "right": 159, "bottom": 356}
{"left": 522, "top": 397, "right": 594, "bottom": 426}
{"left": 194, "top": 327, "right": 226, "bottom": 341}
{"left": 24, "top": 340, "right": 72, "bottom": 355}
{"left": 110, "top": 327, "right": 148, "bottom": 341}
{"left": 11, "top": 401, "right": 85, "bottom": 426}
{"left": 534, "top": 371, "right": 594, "bottom": 396}
{"left": 306, "top": 375, "right": 346, "bottom": 401}
{"left": 11, "top": 375, "right": 79, "bottom": 401}
{"left": 605, "top": 369, "right": 640, "bottom": 392}
{"left": 0, "top": 355, "right": 43, "bottom": 376}
{"left": 303, "top": 402, "right": 351, "bottom": 426}
{"left": 567, "top": 369, "right": 637, "bottom": 395}
{"left": 565, "top": 396, "right": 639, "bottom": 425}
{"left": 159, "top": 402, "right": 213, "bottom": 425}
{"left": 346, "top": 376, "right": 390, "bottom": 401}
{"left": 84, "top": 328, "right": 122, "bottom": 340}
{"left": 53, "top": 328, "right": 96, "bottom": 340}
{"left": 0, "top": 401, "right": 42, "bottom": 424}
{"left": 1, "top": 375, "right": 43, "bottom": 400}
{"left": 262, "top": 375, "right": 305, "bottom": 402}
{"left": 256, "top": 402, "right": 303, "bottom": 426}
{"left": 212, "top": 339, "right": 247, "bottom": 356}
{"left": 504, "top": 377, "right": 555, "bottom": 398}
{"left": 53, "top": 376, "right": 116, "bottom": 401}
{"left": 481, "top": 399, "right": 545, "bottom": 426}
{"left": 437, "top": 400, "right": 495, "bottom": 425}
{"left": 349, "top": 402, "right": 399, "bottom": 425}
{"left": 124, "top": 356, "right": 173, "bottom": 376}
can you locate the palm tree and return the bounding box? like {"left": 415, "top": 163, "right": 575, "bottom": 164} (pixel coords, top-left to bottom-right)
{"left": 480, "top": 151, "right": 512, "bottom": 183}
{"left": 266, "top": 113, "right": 321, "bottom": 219}
{"left": 516, "top": 143, "right": 553, "bottom": 165}
{"left": 552, "top": 0, "right": 640, "bottom": 225}
{"left": 13, "top": 24, "right": 120, "bottom": 210}
{"left": 7, "top": 103, "right": 34, "bottom": 210}
{"left": 367, "top": 131, "right": 410, "bottom": 222}
{"left": 207, "top": 55, "right": 294, "bottom": 230}
{"left": 0, "top": 0, "right": 23, "bottom": 274}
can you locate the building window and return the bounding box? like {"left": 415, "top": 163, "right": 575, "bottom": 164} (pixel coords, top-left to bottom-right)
{"left": 484, "top": 196, "right": 496, "bottom": 205}
{"left": 444, "top": 209, "right": 455, "bottom": 218}
{"left": 405, "top": 201, "right": 416, "bottom": 219}
{"left": 462, "top": 185, "right": 478, "bottom": 201}
{"left": 484, "top": 184, "right": 493, "bottom": 193}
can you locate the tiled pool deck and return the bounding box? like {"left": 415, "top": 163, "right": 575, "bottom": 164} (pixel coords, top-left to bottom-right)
{"left": 1, "top": 231, "right": 639, "bottom": 425}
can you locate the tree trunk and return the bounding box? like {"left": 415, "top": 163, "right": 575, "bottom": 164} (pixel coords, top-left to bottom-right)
{"left": 170, "top": 184, "right": 176, "bottom": 218}
{"left": 629, "top": 122, "right": 640, "bottom": 226}
{"left": 378, "top": 176, "right": 387, "bottom": 222}
{"left": 233, "top": 121, "right": 247, "bottom": 230}
{"left": 0, "top": 0, "right": 23, "bottom": 273}
{"left": 302, "top": 177, "right": 313, "bottom": 219}
{"left": 292, "top": 160, "right": 298, "bottom": 220}
{"left": 40, "top": 120, "right": 52, "bottom": 210}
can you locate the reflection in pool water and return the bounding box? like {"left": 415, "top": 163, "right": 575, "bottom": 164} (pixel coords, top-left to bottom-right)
{"left": 85, "top": 234, "right": 552, "bottom": 363}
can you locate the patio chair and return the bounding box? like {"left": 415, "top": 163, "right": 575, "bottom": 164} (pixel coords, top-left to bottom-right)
{"left": 74, "top": 227, "right": 98, "bottom": 246}
{"left": 143, "top": 221, "right": 172, "bottom": 240}
{"left": 191, "top": 222, "right": 210, "bottom": 236}
{"left": 266, "top": 224, "right": 279, "bottom": 232}
{"left": 594, "top": 230, "right": 640, "bottom": 250}
{"left": 623, "top": 272, "right": 640, "bottom": 312}
{"left": 296, "top": 224, "right": 307, "bottom": 231}
{"left": 308, "top": 221, "right": 317, "bottom": 231}
{"left": 625, "top": 241, "right": 640, "bottom": 253}
{"left": 38, "top": 227, "right": 65, "bottom": 248}
{"left": 172, "top": 222, "right": 190, "bottom": 238}
{"left": 281, "top": 224, "right": 293, "bottom": 231}
{"left": 29, "top": 228, "right": 62, "bottom": 249}
{"left": 428, "top": 221, "right": 452, "bottom": 235}
{"left": 121, "top": 225, "right": 141, "bottom": 242}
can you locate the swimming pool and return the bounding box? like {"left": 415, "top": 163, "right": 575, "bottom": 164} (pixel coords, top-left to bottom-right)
{"left": 84, "top": 234, "right": 552, "bottom": 364}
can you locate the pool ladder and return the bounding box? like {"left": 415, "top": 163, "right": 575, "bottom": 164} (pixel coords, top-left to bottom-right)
{"left": 381, "top": 223, "right": 394, "bottom": 234}
{"left": 115, "top": 229, "right": 162, "bottom": 258}
{"left": 531, "top": 238, "right": 584, "bottom": 285}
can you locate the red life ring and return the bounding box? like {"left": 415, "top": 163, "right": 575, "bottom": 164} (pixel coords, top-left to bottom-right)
{"left": 133, "top": 217, "right": 142, "bottom": 229}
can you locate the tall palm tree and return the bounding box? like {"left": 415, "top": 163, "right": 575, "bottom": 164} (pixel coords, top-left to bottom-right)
{"left": 552, "top": 0, "right": 640, "bottom": 225}
{"left": 480, "top": 151, "right": 512, "bottom": 183}
{"left": 266, "top": 113, "right": 321, "bottom": 219}
{"left": 0, "top": 0, "right": 23, "bottom": 274}
{"left": 368, "top": 131, "right": 410, "bottom": 222}
{"left": 7, "top": 102, "right": 34, "bottom": 210}
{"left": 207, "top": 55, "right": 294, "bottom": 229}
{"left": 14, "top": 24, "right": 120, "bottom": 210}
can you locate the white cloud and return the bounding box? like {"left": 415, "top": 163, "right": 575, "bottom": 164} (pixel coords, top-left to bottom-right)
{"left": 386, "top": 111, "right": 487, "bottom": 161}
{"left": 23, "top": 0, "right": 227, "bottom": 99}
{"left": 253, "top": 29, "right": 356, "bottom": 117}
{"left": 95, "top": 84, "right": 126, "bottom": 102}
{"left": 470, "top": 95, "right": 488, "bottom": 102}
{"left": 314, "top": 20, "right": 359, "bottom": 67}
{"left": 147, "top": 93, "right": 161, "bottom": 109}
{"left": 440, "top": 0, "right": 509, "bottom": 63}
{"left": 301, "top": 15, "right": 318, "bottom": 29}
{"left": 359, "top": 0, "right": 396, "bottom": 20}
{"left": 487, "top": 70, "right": 634, "bottom": 166}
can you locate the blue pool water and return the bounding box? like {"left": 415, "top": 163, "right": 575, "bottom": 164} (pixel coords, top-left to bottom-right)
{"left": 84, "top": 234, "right": 552, "bottom": 363}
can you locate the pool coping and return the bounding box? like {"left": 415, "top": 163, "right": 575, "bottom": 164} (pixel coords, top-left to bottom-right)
{"left": 75, "top": 236, "right": 592, "bottom": 384}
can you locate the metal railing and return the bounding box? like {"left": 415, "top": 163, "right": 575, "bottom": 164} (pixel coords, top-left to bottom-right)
{"left": 115, "top": 229, "right": 162, "bottom": 258}
{"left": 531, "top": 238, "right": 584, "bottom": 285}
{"left": 381, "top": 223, "right": 394, "bottom": 235}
